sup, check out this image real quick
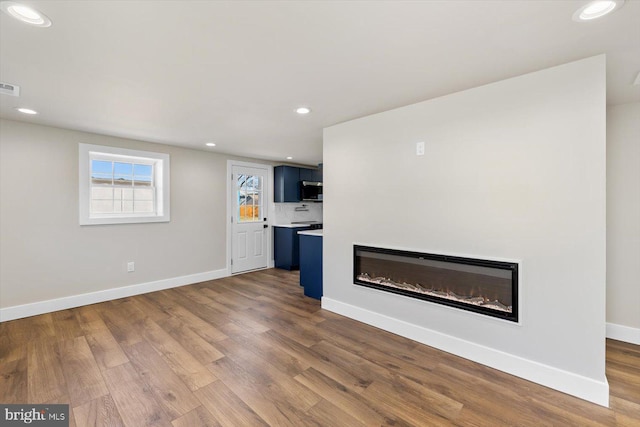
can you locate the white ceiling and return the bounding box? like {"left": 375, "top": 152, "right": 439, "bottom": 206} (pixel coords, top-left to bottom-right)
{"left": 1, "top": 1, "right": 639, "bottom": 166}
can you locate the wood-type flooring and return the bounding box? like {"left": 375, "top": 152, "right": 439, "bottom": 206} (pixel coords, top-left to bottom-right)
{"left": 1, "top": 268, "right": 638, "bottom": 426}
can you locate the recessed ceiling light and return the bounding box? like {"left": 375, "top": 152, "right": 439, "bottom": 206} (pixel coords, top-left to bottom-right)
{"left": 296, "top": 107, "right": 311, "bottom": 115}
{"left": 1, "top": 1, "right": 52, "bottom": 27}
{"left": 286, "top": 156, "right": 293, "bottom": 160}
{"left": 205, "top": 142, "right": 216, "bottom": 147}
{"left": 16, "top": 107, "right": 37, "bottom": 115}
{"left": 573, "top": 0, "right": 624, "bottom": 21}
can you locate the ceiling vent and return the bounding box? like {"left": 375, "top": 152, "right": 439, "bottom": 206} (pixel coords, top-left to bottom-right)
{"left": 0, "top": 82, "right": 20, "bottom": 97}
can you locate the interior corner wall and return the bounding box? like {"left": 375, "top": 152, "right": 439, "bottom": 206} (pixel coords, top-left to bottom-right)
{"left": 322, "top": 56, "right": 607, "bottom": 404}
{"left": 0, "top": 119, "right": 270, "bottom": 315}
{"left": 606, "top": 102, "right": 640, "bottom": 339}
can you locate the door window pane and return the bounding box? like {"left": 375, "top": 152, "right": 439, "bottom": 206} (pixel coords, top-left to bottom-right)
{"left": 237, "top": 174, "right": 262, "bottom": 223}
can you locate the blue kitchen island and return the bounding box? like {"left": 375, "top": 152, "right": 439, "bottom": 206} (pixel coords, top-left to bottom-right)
{"left": 298, "top": 229, "right": 323, "bottom": 299}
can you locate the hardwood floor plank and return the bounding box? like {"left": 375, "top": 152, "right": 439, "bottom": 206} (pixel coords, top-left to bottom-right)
{"left": 610, "top": 395, "right": 640, "bottom": 425}
{"left": 528, "top": 396, "right": 617, "bottom": 427}
{"left": 100, "top": 305, "right": 145, "bottom": 346}
{"left": 607, "top": 361, "right": 640, "bottom": 403}
{"left": 174, "top": 285, "right": 219, "bottom": 306}
{"left": 102, "top": 363, "right": 172, "bottom": 427}
{"left": 361, "top": 379, "right": 458, "bottom": 426}
{"left": 161, "top": 288, "right": 263, "bottom": 336}
{"left": 309, "top": 339, "right": 395, "bottom": 389}
{"left": 27, "top": 338, "right": 68, "bottom": 404}
{"left": 255, "top": 294, "right": 327, "bottom": 324}
{"left": 171, "top": 406, "right": 221, "bottom": 427}
{"left": 436, "top": 361, "right": 614, "bottom": 426}
{"left": 73, "top": 395, "right": 125, "bottom": 427}
{"left": 139, "top": 318, "right": 217, "bottom": 391}
{"left": 242, "top": 306, "right": 322, "bottom": 347}
{"left": 261, "top": 329, "right": 371, "bottom": 393}
{"left": 58, "top": 336, "right": 110, "bottom": 407}
{"left": 128, "top": 294, "right": 172, "bottom": 322}
{"left": 304, "top": 398, "right": 368, "bottom": 427}
{"left": 207, "top": 356, "right": 307, "bottom": 426}
{"left": 0, "top": 356, "right": 27, "bottom": 403}
{"left": 607, "top": 339, "right": 640, "bottom": 364}
{"left": 196, "top": 286, "right": 222, "bottom": 300}
{"left": 162, "top": 304, "right": 228, "bottom": 344}
{"left": 194, "top": 381, "right": 269, "bottom": 427}
{"left": 162, "top": 288, "right": 231, "bottom": 320}
{"left": 0, "top": 336, "right": 26, "bottom": 365}
{"left": 312, "top": 340, "right": 464, "bottom": 424}
{"left": 199, "top": 285, "right": 258, "bottom": 311}
{"left": 143, "top": 290, "right": 179, "bottom": 312}
{"left": 121, "top": 340, "right": 201, "bottom": 419}
{"left": 157, "top": 316, "right": 225, "bottom": 365}
{"left": 213, "top": 337, "right": 322, "bottom": 411}
{"left": 9, "top": 313, "right": 56, "bottom": 342}
{"left": 226, "top": 331, "right": 309, "bottom": 377}
{"left": 85, "top": 329, "right": 129, "bottom": 371}
{"left": 52, "top": 309, "right": 84, "bottom": 340}
{"left": 68, "top": 409, "right": 77, "bottom": 427}
{"left": 320, "top": 315, "right": 418, "bottom": 355}
{"left": 293, "top": 367, "right": 396, "bottom": 426}
{"left": 74, "top": 304, "right": 110, "bottom": 333}
{"left": 217, "top": 321, "right": 257, "bottom": 338}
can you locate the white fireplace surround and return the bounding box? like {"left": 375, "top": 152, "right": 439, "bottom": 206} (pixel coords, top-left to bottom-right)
{"left": 322, "top": 56, "right": 608, "bottom": 406}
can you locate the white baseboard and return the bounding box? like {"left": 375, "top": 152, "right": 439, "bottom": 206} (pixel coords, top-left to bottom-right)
{"left": 322, "top": 297, "right": 610, "bottom": 407}
{"left": 606, "top": 322, "right": 640, "bottom": 345}
{"left": 0, "top": 268, "right": 230, "bottom": 322}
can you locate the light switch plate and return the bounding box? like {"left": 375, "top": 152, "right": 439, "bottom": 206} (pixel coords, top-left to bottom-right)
{"left": 416, "top": 141, "right": 425, "bottom": 156}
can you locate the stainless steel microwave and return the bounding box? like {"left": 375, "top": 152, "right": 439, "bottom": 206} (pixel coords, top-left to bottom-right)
{"left": 301, "top": 181, "right": 323, "bottom": 201}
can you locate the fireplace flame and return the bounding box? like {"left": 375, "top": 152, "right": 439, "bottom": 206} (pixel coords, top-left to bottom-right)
{"left": 357, "top": 273, "right": 512, "bottom": 313}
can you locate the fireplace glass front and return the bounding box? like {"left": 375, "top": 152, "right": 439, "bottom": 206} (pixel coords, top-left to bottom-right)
{"left": 354, "top": 245, "right": 518, "bottom": 322}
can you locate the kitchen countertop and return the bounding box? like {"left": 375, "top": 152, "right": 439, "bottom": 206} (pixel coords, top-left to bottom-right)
{"left": 273, "top": 222, "right": 322, "bottom": 228}
{"left": 298, "top": 229, "right": 323, "bottom": 237}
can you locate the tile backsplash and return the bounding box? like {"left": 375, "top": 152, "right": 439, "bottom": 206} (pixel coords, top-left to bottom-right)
{"left": 274, "top": 203, "right": 323, "bottom": 224}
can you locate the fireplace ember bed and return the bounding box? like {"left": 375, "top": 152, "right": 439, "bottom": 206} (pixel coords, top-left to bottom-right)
{"left": 354, "top": 245, "right": 519, "bottom": 322}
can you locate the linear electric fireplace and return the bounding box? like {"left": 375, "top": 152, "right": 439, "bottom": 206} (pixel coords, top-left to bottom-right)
{"left": 354, "top": 245, "right": 519, "bottom": 322}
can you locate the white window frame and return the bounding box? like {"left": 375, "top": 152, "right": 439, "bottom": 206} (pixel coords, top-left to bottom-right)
{"left": 79, "top": 143, "right": 170, "bottom": 225}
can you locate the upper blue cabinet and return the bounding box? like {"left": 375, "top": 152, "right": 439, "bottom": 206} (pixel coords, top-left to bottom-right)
{"left": 274, "top": 166, "right": 322, "bottom": 202}
{"left": 299, "top": 167, "right": 322, "bottom": 182}
{"left": 274, "top": 166, "right": 300, "bottom": 202}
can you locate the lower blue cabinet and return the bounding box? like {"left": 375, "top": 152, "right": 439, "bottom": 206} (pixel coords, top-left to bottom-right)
{"left": 299, "top": 234, "right": 323, "bottom": 299}
{"left": 274, "top": 226, "right": 310, "bottom": 270}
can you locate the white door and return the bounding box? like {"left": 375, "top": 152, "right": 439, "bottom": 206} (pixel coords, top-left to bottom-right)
{"left": 231, "top": 165, "right": 268, "bottom": 273}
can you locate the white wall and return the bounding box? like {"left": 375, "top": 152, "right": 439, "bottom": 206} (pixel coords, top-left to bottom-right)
{"left": 607, "top": 102, "right": 640, "bottom": 342}
{"left": 0, "top": 119, "right": 270, "bottom": 315}
{"left": 323, "top": 56, "right": 607, "bottom": 405}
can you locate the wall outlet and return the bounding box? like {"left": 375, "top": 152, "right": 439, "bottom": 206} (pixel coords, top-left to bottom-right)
{"left": 127, "top": 262, "right": 135, "bottom": 272}
{"left": 416, "top": 141, "right": 425, "bottom": 156}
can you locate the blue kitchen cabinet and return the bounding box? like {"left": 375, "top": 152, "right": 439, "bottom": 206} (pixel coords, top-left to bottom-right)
{"left": 274, "top": 166, "right": 300, "bottom": 202}
{"left": 299, "top": 233, "right": 323, "bottom": 299}
{"left": 274, "top": 226, "right": 311, "bottom": 270}
{"left": 275, "top": 166, "right": 323, "bottom": 203}
{"left": 299, "top": 167, "right": 322, "bottom": 183}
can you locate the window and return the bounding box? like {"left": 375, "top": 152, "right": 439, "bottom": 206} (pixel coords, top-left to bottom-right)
{"left": 237, "top": 174, "right": 262, "bottom": 222}
{"left": 79, "top": 144, "right": 170, "bottom": 225}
